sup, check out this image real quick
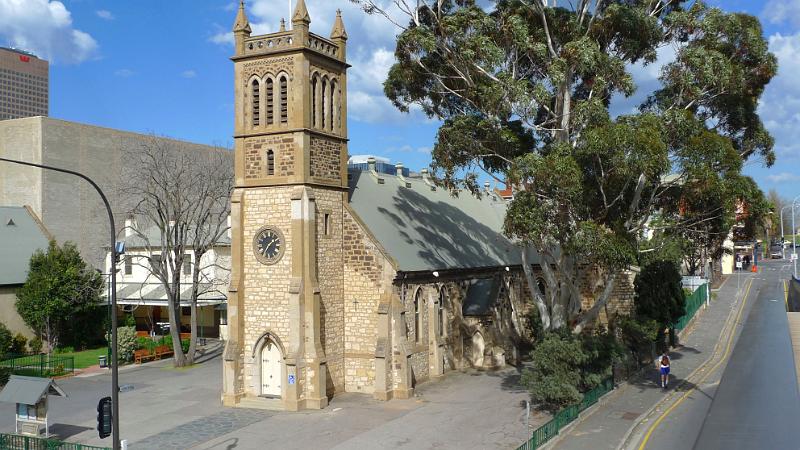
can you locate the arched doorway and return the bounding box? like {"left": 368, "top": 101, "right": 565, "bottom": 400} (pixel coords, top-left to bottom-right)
{"left": 260, "top": 339, "right": 282, "bottom": 397}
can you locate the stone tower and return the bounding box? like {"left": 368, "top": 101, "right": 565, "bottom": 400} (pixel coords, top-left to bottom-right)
{"left": 223, "top": 0, "right": 349, "bottom": 411}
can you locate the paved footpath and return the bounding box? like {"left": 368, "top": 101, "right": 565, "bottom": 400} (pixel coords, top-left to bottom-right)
{"left": 548, "top": 271, "right": 755, "bottom": 450}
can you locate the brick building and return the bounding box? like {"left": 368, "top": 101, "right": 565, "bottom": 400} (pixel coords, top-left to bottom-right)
{"left": 222, "top": 1, "right": 634, "bottom": 411}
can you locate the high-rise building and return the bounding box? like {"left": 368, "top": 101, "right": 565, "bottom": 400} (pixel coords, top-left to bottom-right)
{"left": 0, "top": 47, "right": 49, "bottom": 120}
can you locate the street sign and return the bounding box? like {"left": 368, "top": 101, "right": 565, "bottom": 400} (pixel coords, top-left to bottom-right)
{"left": 736, "top": 261, "right": 743, "bottom": 269}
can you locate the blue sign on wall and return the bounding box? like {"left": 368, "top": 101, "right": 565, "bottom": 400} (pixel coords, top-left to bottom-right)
{"left": 288, "top": 374, "right": 295, "bottom": 385}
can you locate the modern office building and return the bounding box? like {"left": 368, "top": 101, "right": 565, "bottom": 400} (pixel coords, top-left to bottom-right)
{"left": 0, "top": 47, "right": 49, "bottom": 121}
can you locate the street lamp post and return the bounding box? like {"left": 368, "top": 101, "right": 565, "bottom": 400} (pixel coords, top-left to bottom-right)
{"left": 793, "top": 195, "right": 800, "bottom": 278}
{"left": 0, "top": 157, "right": 121, "bottom": 450}
{"left": 780, "top": 204, "right": 793, "bottom": 259}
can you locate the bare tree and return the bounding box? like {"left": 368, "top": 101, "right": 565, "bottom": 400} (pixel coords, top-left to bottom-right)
{"left": 120, "top": 136, "right": 232, "bottom": 366}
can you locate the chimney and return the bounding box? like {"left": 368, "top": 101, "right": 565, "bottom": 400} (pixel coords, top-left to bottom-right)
{"left": 395, "top": 162, "right": 411, "bottom": 188}
{"left": 124, "top": 215, "right": 135, "bottom": 237}
{"left": 227, "top": 215, "right": 232, "bottom": 239}
{"left": 484, "top": 181, "right": 491, "bottom": 193}
{"left": 367, "top": 157, "right": 384, "bottom": 184}
{"left": 420, "top": 169, "right": 436, "bottom": 191}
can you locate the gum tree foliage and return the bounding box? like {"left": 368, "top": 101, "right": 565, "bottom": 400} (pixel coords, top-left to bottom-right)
{"left": 121, "top": 137, "right": 232, "bottom": 367}
{"left": 353, "top": 0, "right": 775, "bottom": 331}
{"left": 16, "top": 241, "right": 105, "bottom": 352}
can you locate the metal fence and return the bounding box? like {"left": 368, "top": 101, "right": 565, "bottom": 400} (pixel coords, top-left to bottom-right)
{"left": 0, "top": 354, "right": 74, "bottom": 378}
{"left": 674, "top": 283, "right": 708, "bottom": 331}
{"left": 516, "top": 376, "right": 615, "bottom": 450}
{"left": 0, "top": 433, "right": 109, "bottom": 450}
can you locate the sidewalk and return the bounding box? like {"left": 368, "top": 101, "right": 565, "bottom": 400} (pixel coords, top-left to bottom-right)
{"left": 545, "top": 273, "right": 751, "bottom": 450}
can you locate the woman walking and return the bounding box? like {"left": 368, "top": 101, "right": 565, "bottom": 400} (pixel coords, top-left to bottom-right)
{"left": 659, "top": 352, "right": 671, "bottom": 388}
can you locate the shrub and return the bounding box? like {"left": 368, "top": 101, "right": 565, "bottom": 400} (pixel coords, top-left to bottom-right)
{"left": 9, "top": 334, "right": 28, "bottom": 355}
{"left": 107, "top": 326, "right": 137, "bottom": 363}
{"left": 616, "top": 316, "right": 659, "bottom": 366}
{"left": 0, "top": 323, "right": 11, "bottom": 355}
{"left": 0, "top": 367, "right": 10, "bottom": 386}
{"left": 579, "top": 327, "right": 623, "bottom": 391}
{"left": 634, "top": 260, "right": 686, "bottom": 350}
{"left": 521, "top": 330, "right": 586, "bottom": 411}
{"left": 125, "top": 314, "right": 136, "bottom": 328}
{"left": 160, "top": 335, "right": 190, "bottom": 354}
{"left": 136, "top": 336, "right": 156, "bottom": 353}
{"left": 29, "top": 336, "right": 43, "bottom": 353}
{"left": 55, "top": 346, "right": 75, "bottom": 354}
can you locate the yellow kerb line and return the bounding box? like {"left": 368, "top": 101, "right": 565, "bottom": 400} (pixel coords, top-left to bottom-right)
{"left": 785, "top": 280, "right": 789, "bottom": 310}
{"left": 637, "top": 278, "right": 754, "bottom": 450}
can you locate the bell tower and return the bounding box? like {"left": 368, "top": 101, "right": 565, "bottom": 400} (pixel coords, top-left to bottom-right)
{"left": 223, "top": 0, "right": 349, "bottom": 411}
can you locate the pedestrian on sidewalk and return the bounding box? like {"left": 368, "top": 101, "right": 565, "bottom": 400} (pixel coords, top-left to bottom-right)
{"left": 658, "top": 351, "right": 671, "bottom": 388}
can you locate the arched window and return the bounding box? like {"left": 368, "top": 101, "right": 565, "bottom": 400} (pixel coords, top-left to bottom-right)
{"left": 251, "top": 79, "right": 260, "bottom": 127}
{"left": 279, "top": 75, "right": 288, "bottom": 124}
{"left": 265, "top": 78, "right": 274, "bottom": 125}
{"left": 414, "top": 288, "right": 422, "bottom": 343}
{"left": 536, "top": 278, "right": 546, "bottom": 298}
{"left": 311, "top": 77, "right": 317, "bottom": 127}
{"left": 321, "top": 79, "right": 328, "bottom": 130}
{"left": 330, "top": 79, "right": 337, "bottom": 131}
{"left": 266, "top": 150, "right": 275, "bottom": 176}
{"left": 438, "top": 286, "right": 447, "bottom": 337}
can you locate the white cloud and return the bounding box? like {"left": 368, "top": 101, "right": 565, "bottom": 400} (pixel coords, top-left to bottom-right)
{"left": 757, "top": 32, "right": 800, "bottom": 163}
{"left": 211, "top": 0, "right": 413, "bottom": 125}
{"left": 96, "top": 10, "right": 114, "bottom": 20}
{"left": 767, "top": 172, "right": 800, "bottom": 183}
{"left": 0, "top": 0, "right": 98, "bottom": 64}
{"left": 114, "top": 68, "right": 134, "bottom": 77}
{"left": 181, "top": 69, "right": 197, "bottom": 78}
{"left": 762, "top": 0, "right": 800, "bottom": 27}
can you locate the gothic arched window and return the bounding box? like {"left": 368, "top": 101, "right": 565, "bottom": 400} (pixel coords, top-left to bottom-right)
{"left": 279, "top": 75, "right": 288, "bottom": 124}
{"left": 414, "top": 288, "right": 422, "bottom": 343}
{"left": 311, "top": 76, "right": 317, "bottom": 127}
{"left": 251, "top": 79, "right": 260, "bottom": 127}
{"left": 265, "top": 78, "right": 274, "bottom": 125}
{"left": 330, "top": 79, "right": 337, "bottom": 132}
{"left": 321, "top": 78, "right": 328, "bottom": 130}
{"left": 438, "top": 286, "right": 447, "bottom": 337}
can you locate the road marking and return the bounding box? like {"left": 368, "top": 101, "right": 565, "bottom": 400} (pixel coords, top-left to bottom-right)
{"left": 786, "top": 280, "right": 790, "bottom": 310}
{"left": 636, "top": 278, "right": 754, "bottom": 450}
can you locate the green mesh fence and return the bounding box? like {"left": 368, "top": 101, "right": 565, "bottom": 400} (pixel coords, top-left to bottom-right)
{"left": 0, "top": 433, "right": 110, "bottom": 450}
{"left": 516, "top": 376, "right": 614, "bottom": 449}
{"left": 674, "top": 284, "right": 708, "bottom": 331}
{"left": 0, "top": 354, "right": 74, "bottom": 378}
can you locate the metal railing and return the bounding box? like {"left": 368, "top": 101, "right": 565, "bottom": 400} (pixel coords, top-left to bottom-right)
{"left": 517, "top": 376, "right": 615, "bottom": 450}
{"left": 674, "top": 283, "right": 708, "bottom": 331}
{"left": 0, "top": 354, "right": 74, "bottom": 378}
{"left": 0, "top": 433, "right": 110, "bottom": 450}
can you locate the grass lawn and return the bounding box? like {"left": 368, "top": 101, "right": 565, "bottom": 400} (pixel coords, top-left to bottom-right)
{"left": 58, "top": 347, "right": 109, "bottom": 369}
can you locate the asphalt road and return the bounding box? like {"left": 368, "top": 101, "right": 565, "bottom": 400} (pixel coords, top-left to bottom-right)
{"left": 692, "top": 262, "right": 800, "bottom": 450}
{"left": 640, "top": 261, "right": 800, "bottom": 450}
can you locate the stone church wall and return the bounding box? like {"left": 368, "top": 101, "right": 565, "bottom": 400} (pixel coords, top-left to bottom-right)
{"left": 315, "top": 188, "right": 345, "bottom": 396}
{"left": 240, "top": 187, "right": 295, "bottom": 395}
{"left": 342, "top": 206, "right": 393, "bottom": 393}
{"left": 309, "top": 136, "right": 341, "bottom": 183}
{"left": 243, "top": 135, "right": 296, "bottom": 179}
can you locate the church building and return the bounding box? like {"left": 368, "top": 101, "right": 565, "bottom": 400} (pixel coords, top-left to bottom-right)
{"left": 222, "top": 1, "right": 632, "bottom": 411}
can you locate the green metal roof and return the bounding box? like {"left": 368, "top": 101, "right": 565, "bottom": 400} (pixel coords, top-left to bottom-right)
{"left": 0, "top": 207, "right": 50, "bottom": 285}
{"left": 348, "top": 170, "right": 538, "bottom": 273}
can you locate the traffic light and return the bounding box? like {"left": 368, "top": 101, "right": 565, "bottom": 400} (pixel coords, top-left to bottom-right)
{"left": 97, "top": 396, "right": 112, "bottom": 439}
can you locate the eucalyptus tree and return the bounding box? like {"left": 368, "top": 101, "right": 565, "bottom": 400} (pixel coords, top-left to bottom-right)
{"left": 353, "top": 0, "right": 775, "bottom": 331}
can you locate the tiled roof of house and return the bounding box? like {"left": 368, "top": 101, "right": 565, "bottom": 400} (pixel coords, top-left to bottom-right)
{"left": 347, "top": 169, "right": 539, "bottom": 273}
{"left": 0, "top": 206, "right": 50, "bottom": 285}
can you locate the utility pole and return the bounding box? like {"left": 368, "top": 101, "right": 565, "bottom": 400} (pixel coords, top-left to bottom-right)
{"left": 0, "top": 157, "right": 122, "bottom": 450}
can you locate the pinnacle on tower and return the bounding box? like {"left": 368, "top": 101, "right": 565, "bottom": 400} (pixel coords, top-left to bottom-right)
{"left": 233, "top": 0, "right": 251, "bottom": 33}
{"left": 292, "top": 0, "right": 311, "bottom": 25}
{"left": 331, "top": 9, "right": 348, "bottom": 40}
{"left": 279, "top": 18, "right": 286, "bottom": 32}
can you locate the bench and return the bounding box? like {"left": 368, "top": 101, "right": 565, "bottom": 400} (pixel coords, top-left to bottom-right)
{"left": 134, "top": 349, "right": 156, "bottom": 364}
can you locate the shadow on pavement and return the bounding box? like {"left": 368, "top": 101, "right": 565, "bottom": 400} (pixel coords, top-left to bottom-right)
{"left": 667, "top": 345, "right": 702, "bottom": 361}
{"left": 48, "top": 423, "right": 92, "bottom": 440}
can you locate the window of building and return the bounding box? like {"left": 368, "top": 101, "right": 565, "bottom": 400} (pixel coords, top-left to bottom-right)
{"left": 321, "top": 79, "right": 328, "bottom": 130}
{"left": 265, "top": 78, "right": 274, "bottom": 125}
{"left": 414, "top": 288, "right": 422, "bottom": 342}
{"left": 438, "top": 286, "right": 447, "bottom": 337}
{"left": 279, "top": 76, "right": 288, "bottom": 123}
{"left": 323, "top": 213, "right": 330, "bottom": 236}
{"left": 330, "top": 79, "right": 337, "bottom": 131}
{"left": 150, "top": 254, "right": 162, "bottom": 272}
{"left": 267, "top": 150, "right": 275, "bottom": 176}
{"left": 124, "top": 256, "right": 132, "bottom": 275}
{"left": 183, "top": 254, "right": 192, "bottom": 276}
{"left": 311, "top": 77, "right": 317, "bottom": 127}
{"left": 251, "top": 79, "right": 260, "bottom": 126}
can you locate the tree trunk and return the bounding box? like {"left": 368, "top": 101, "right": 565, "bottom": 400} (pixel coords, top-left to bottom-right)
{"left": 167, "top": 289, "right": 186, "bottom": 367}
{"left": 573, "top": 272, "right": 617, "bottom": 333}
{"left": 521, "top": 247, "right": 551, "bottom": 331}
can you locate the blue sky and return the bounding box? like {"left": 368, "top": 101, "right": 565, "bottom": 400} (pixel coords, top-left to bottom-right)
{"left": 1, "top": 0, "right": 798, "bottom": 201}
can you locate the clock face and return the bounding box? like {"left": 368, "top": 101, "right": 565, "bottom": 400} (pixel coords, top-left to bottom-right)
{"left": 253, "top": 226, "right": 284, "bottom": 264}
